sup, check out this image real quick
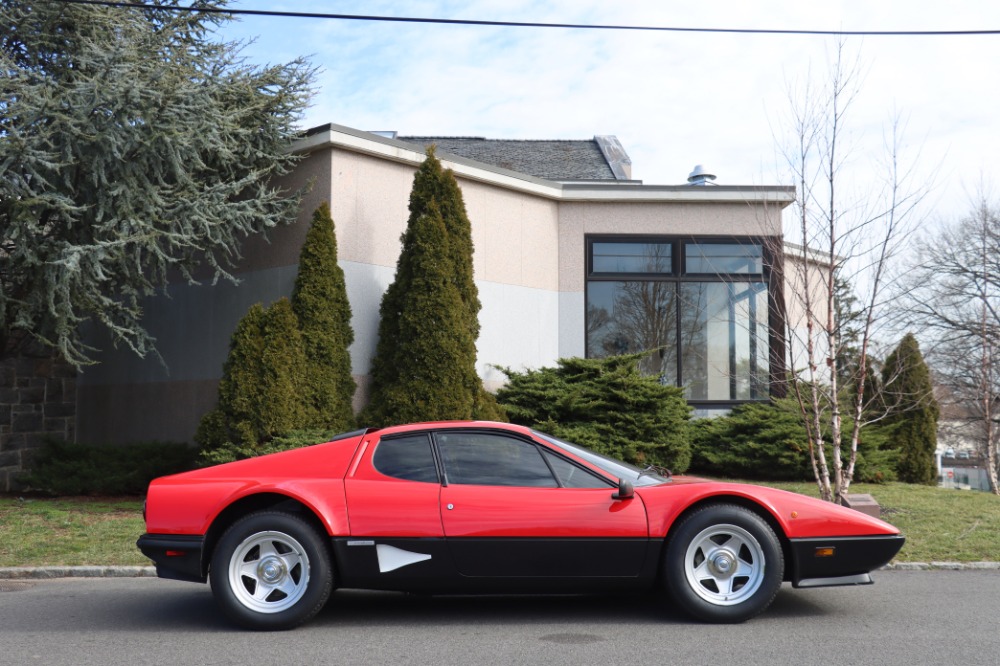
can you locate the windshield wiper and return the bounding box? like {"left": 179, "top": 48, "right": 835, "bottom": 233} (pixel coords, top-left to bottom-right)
{"left": 639, "top": 464, "right": 672, "bottom": 480}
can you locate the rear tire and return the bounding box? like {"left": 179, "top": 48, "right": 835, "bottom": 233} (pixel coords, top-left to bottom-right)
{"left": 664, "top": 504, "right": 783, "bottom": 623}
{"left": 209, "top": 511, "right": 333, "bottom": 630}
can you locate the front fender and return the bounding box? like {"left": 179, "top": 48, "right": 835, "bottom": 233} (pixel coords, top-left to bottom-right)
{"left": 637, "top": 481, "right": 900, "bottom": 540}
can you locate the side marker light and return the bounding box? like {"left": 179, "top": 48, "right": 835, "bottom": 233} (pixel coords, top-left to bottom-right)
{"left": 814, "top": 547, "right": 836, "bottom": 558}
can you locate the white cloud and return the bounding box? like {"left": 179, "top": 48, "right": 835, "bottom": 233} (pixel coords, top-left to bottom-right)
{"left": 220, "top": 0, "right": 1000, "bottom": 217}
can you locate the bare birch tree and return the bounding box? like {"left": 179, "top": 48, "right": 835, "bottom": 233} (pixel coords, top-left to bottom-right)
{"left": 901, "top": 193, "right": 1000, "bottom": 494}
{"left": 777, "top": 42, "right": 927, "bottom": 502}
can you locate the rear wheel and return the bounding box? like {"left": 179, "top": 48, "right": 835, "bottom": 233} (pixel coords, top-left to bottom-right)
{"left": 209, "top": 511, "right": 333, "bottom": 630}
{"left": 664, "top": 504, "right": 783, "bottom": 623}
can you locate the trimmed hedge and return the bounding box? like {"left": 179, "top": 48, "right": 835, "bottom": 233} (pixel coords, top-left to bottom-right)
{"left": 18, "top": 439, "right": 197, "bottom": 496}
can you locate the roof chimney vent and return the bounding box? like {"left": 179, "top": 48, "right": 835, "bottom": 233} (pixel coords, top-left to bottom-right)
{"left": 687, "top": 165, "right": 717, "bottom": 186}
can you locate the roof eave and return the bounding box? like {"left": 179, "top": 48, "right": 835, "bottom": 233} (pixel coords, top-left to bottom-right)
{"left": 293, "top": 124, "right": 795, "bottom": 208}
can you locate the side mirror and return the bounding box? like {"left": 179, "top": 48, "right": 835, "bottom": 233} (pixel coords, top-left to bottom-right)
{"left": 612, "top": 478, "right": 634, "bottom": 500}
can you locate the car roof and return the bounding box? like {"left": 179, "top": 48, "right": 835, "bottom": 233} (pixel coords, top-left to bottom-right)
{"left": 371, "top": 420, "right": 534, "bottom": 437}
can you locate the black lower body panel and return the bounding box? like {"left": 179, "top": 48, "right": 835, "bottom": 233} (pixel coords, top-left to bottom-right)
{"left": 790, "top": 535, "right": 905, "bottom": 588}
{"left": 332, "top": 537, "right": 662, "bottom": 594}
{"left": 136, "top": 534, "right": 205, "bottom": 583}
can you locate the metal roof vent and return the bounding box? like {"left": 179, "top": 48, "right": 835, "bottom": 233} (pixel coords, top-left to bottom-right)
{"left": 687, "top": 165, "right": 717, "bottom": 186}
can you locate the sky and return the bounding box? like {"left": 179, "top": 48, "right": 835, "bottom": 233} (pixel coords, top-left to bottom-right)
{"left": 213, "top": 1, "right": 1000, "bottom": 227}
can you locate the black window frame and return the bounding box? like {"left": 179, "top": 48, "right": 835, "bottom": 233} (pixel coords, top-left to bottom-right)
{"left": 371, "top": 432, "right": 442, "bottom": 484}
{"left": 430, "top": 429, "right": 614, "bottom": 489}
{"left": 584, "top": 234, "right": 786, "bottom": 409}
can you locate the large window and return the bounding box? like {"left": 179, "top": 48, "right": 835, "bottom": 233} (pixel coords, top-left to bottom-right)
{"left": 586, "top": 237, "right": 775, "bottom": 404}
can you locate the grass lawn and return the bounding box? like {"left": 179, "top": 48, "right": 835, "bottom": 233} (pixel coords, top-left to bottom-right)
{"left": 1, "top": 482, "right": 998, "bottom": 567}
{"left": 754, "top": 480, "right": 1000, "bottom": 564}
{"left": 0, "top": 497, "right": 148, "bottom": 568}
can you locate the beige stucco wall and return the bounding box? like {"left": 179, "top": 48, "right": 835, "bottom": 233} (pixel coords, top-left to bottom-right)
{"left": 783, "top": 248, "right": 833, "bottom": 377}
{"left": 74, "top": 127, "right": 792, "bottom": 445}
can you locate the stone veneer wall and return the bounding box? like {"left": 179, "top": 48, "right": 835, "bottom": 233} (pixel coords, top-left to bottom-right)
{"left": 0, "top": 355, "right": 76, "bottom": 492}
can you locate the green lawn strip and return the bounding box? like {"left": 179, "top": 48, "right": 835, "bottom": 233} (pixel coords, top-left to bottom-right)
{"left": 1, "top": 483, "right": 998, "bottom": 567}
{"left": 0, "top": 497, "right": 148, "bottom": 568}
{"left": 735, "top": 480, "right": 1000, "bottom": 564}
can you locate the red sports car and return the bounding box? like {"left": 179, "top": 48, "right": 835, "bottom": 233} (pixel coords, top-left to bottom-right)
{"left": 137, "top": 421, "right": 904, "bottom": 630}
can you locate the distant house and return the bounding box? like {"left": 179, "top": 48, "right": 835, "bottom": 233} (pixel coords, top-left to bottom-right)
{"left": 65, "top": 123, "right": 793, "bottom": 446}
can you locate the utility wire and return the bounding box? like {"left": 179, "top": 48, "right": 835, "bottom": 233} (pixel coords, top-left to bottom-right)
{"left": 51, "top": 0, "right": 1000, "bottom": 37}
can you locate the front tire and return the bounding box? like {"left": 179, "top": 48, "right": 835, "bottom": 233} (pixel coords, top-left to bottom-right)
{"left": 209, "top": 511, "right": 333, "bottom": 630}
{"left": 664, "top": 504, "right": 783, "bottom": 623}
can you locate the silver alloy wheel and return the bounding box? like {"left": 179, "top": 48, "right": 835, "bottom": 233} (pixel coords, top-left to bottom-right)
{"left": 227, "top": 530, "right": 311, "bottom": 614}
{"left": 682, "top": 522, "right": 766, "bottom": 606}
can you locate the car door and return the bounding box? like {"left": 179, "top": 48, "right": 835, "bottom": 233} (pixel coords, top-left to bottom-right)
{"left": 344, "top": 432, "right": 444, "bottom": 538}
{"left": 436, "top": 430, "right": 649, "bottom": 578}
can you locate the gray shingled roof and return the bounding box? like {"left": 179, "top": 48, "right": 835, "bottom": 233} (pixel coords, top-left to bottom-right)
{"left": 397, "top": 136, "right": 621, "bottom": 181}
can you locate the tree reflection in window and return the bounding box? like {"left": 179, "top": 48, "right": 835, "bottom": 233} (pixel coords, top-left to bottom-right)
{"left": 586, "top": 238, "right": 770, "bottom": 402}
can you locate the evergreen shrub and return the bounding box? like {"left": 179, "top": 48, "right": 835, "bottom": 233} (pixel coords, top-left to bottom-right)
{"left": 689, "top": 398, "right": 897, "bottom": 483}
{"left": 19, "top": 439, "right": 197, "bottom": 496}
{"left": 361, "top": 148, "right": 504, "bottom": 426}
{"left": 291, "top": 202, "right": 356, "bottom": 431}
{"left": 882, "top": 333, "right": 939, "bottom": 484}
{"left": 195, "top": 298, "right": 309, "bottom": 462}
{"left": 199, "top": 428, "right": 345, "bottom": 466}
{"left": 496, "top": 353, "right": 691, "bottom": 472}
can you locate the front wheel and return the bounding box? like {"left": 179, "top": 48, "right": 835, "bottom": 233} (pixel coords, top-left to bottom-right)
{"left": 664, "top": 504, "right": 783, "bottom": 623}
{"left": 209, "top": 511, "right": 333, "bottom": 630}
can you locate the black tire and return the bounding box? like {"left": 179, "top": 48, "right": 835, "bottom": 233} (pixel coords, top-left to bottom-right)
{"left": 209, "top": 511, "right": 333, "bottom": 630}
{"left": 663, "top": 504, "right": 783, "bottom": 623}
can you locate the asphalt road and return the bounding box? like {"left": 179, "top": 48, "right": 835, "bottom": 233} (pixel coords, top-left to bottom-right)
{"left": 0, "top": 571, "right": 996, "bottom": 666}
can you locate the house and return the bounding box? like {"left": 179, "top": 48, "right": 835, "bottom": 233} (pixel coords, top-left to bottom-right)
{"left": 44, "top": 124, "right": 796, "bottom": 451}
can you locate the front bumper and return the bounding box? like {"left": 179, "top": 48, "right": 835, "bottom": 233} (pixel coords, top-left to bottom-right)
{"left": 789, "top": 534, "right": 905, "bottom": 588}
{"left": 136, "top": 534, "right": 206, "bottom": 583}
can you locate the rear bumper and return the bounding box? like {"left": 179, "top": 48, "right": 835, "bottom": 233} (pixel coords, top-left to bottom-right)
{"left": 789, "top": 534, "right": 905, "bottom": 588}
{"left": 136, "top": 534, "right": 206, "bottom": 583}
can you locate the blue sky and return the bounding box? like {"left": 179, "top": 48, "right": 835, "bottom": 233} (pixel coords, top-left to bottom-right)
{"left": 214, "top": 1, "right": 1000, "bottom": 223}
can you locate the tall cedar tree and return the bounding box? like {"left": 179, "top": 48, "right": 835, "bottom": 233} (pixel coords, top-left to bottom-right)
{"left": 0, "top": 1, "right": 313, "bottom": 366}
{"left": 881, "top": 333, "right": 939, "bottom": 484}
{"left": 291, "top": 203, "right": 356, "bottom": 430}
{"left": 496, "top": 354, "right": 691, "bottom": 471}
{"left": 196, "top": 299, "right": 308, "bottom": 456}
{"left": 361, "top": 149, "right": 503, "bottom": 426}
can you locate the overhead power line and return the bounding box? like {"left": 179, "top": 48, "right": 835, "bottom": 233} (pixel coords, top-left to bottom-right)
{"left": 51, "top": 0, "right": 1000, "bottom": 37}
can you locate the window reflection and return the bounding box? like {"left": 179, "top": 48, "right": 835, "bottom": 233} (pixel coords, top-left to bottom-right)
{"left": 592, "top": 242, "right": 671, "bottom": 274}
{"left": 586, "top": 280, "right": 678, "bottom": 383}
{"left": 679, "top": 283, "right": 769, "bottom": 400}
{"left": 586, "top": 238, "right": 771, "bottom": 402}
{"left": 685, "top": 243, "right": 763, "bottom": 274}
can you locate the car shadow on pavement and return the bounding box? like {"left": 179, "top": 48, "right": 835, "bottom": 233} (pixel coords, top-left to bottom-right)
{"left": 1, "top": 580, "right": 830, "bottom": 633}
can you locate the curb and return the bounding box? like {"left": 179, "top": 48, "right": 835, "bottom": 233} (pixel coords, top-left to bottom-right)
{"left": 0, "top": 566, "right": 156, "bottom": 579}
{"left": 1, "top": 563, "right": 999, "bottom": 579}
{"left": 883, "top": 561, "right": 1000, "bottom": 571}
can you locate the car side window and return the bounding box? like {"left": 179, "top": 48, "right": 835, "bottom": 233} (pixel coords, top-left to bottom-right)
{"left": 541, "top": 450, "right": 613, "bottom": 489}
{"left": 372, "top": 434, "right": 439, "bottom": 483}
{"left": 436, "top": 432, "right": 557, "bottom": 487}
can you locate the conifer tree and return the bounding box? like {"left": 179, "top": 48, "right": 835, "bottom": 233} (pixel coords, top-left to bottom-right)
{"left": 361, "top": 148, "right": 504, "bottom": 426}
{"left": 291, "top": 203, "right": 356, "bottom": 430}
{"left": 881, "top": 333, "right": 939, "bottom": 484}
{"left": 0, "top": 1, "right": 313, "bottom": 366}
{"left": 196, "top": 298, "right": 309, "bottom": 459}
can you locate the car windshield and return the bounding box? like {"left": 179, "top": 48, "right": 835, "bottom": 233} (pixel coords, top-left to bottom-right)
{"left": 533, "top": 430, "right": 670, "bottom": 487}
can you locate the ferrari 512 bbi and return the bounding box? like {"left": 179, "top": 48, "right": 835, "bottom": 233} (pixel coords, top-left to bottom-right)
{"left": 137, "top": 421, "right": 904, "bottom": 630}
